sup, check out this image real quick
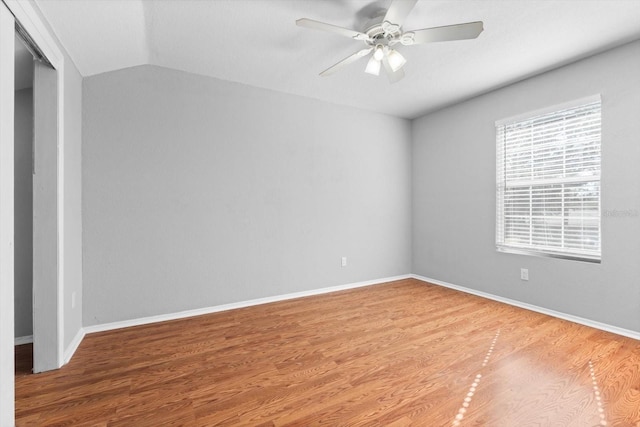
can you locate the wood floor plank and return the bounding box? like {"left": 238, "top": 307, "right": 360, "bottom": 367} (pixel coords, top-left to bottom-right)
{"left": 15, "top": 278, "right": 640, "bottom": 426}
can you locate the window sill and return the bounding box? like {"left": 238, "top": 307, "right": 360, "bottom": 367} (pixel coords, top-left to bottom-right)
{"left": 497, "top": 246, "right": 601, "bottom": 264}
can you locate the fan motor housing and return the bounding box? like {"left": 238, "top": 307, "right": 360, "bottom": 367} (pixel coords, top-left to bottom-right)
{"left": 362, "top": 11, "right": 402, "bottom": 46}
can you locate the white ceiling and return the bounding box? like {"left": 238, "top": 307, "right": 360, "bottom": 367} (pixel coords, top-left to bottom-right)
{"left": 35, "top": 0, "right": 640, "bottom": 119}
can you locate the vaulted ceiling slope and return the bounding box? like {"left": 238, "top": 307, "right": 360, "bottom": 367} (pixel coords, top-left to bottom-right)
{"left": 35, "top": 0, "right": 640, "bottom": 119}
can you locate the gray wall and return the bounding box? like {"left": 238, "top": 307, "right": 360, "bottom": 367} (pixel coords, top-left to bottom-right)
{"left": 412, "top": 40, "right": 640, "bottom": 333}
{"left": 33, "top": 61, "right": 60, "bottom": 371}
{"left": 14, "top": 88, "right": 32, "bottom": 338}
{"left": 82, "top": 65, "right": 412, "bottom": 326}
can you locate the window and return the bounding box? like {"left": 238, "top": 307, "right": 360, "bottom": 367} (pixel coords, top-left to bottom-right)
{"left": 496, "top": 96, "right": 601, "bottom": 262}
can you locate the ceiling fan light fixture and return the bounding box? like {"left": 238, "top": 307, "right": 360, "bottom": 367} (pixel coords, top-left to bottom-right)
{"left": 373, "top": 44, "right": 385, "bottom": 61}
{"left": 365, "top": 55, "right": 381, "bottom": 76}
{"left": 387, "top": 48, "right": 407, "bottom": 72}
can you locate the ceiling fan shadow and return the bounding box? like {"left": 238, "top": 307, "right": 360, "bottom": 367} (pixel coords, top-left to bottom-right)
{"left": 353, "top": 1, "right": 388, "bottom": 31}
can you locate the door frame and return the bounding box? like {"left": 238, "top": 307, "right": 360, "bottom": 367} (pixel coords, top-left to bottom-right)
{"left": 0, "top": 4, "right": 16, "bottom": 424}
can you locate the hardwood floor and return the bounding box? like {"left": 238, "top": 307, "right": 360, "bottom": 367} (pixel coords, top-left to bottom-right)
{"left": 15, "top": 279, "right": 640, "bottom": 426}
{"left": 14, "top": 342, "right": 32, "bottom": 377}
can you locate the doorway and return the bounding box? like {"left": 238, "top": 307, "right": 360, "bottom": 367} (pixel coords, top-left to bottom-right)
{"left": 2, "top": 3, "right": 66, "bottom": 423}
{"left": 13, "top": 32, "right": 35, "bottom": 373}
{"left": 12, "top": 20, "right": 61, "bottom": 378}
{"left": 13, "top": 24, "right": 61, "bottom": 374}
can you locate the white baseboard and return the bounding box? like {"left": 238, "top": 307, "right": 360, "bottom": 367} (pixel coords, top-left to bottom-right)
{"left": 32, "top": 273, "right": 640, "bottom": 367}
{"left": 411, "top": 274, "right": 640, "bottom": 341}
{"left": 84, "top": 274, "right": 413, "bottom": 335}
{"left": 14, "top": 335, "right": 33, "bottom": 346}
{"left": 63, "top": 327, "right": 86, "bottom": 365}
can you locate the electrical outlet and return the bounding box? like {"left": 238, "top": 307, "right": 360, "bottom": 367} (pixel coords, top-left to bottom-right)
{"left": 341, "top": 257, "right": 347, "bottom": 267}
{"left": 520, "top": 268, "right": 529, "bottom": 281}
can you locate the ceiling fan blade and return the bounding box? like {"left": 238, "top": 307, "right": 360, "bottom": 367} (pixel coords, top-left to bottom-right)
{"left": 405, "top": 21, "right": 484, "bottom": 45}
{"left": 319, "top": 48, "right": 373, "bottom": 77}
{"left": 383, "top": 0, "right": 418, "bottom": 27}
{"left": 296, "top": 18, "right": 370, "bottom": 41}
{"left": 382, "top": 55, "right": 405, "bottom": 84}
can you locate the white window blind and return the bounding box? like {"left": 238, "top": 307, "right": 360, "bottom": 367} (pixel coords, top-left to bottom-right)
{"left": 496, "top": 97, "right": 601, "bottom": 262}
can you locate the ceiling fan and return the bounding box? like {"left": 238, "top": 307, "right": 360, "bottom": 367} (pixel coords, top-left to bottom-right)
{"left": 296, "top": 0, "right": 483, "bottom": 83}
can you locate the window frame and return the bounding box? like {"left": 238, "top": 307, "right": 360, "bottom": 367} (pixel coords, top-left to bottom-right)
{"left": 495, "top": 95, "right": 602, "bottom": 263}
